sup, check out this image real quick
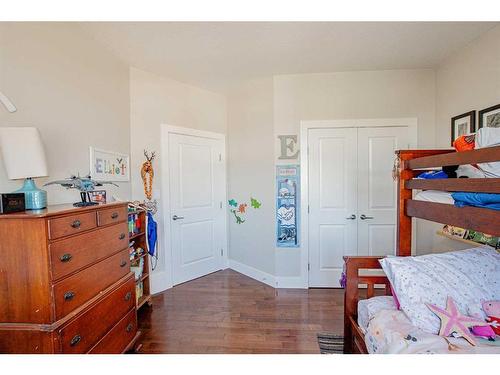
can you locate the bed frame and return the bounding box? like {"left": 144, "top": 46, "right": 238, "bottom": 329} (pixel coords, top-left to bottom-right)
{"left": 343, "top": 145, "right": 500, "bottom": 354}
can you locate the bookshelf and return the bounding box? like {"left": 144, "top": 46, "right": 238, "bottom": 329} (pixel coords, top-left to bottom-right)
{"left": 128, "top": 207, "right": 153, "bottom": 310}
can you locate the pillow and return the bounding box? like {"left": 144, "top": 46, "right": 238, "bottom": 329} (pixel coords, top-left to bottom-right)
{"left": 476, "top": 127, "right": 500, "bottom": 178}
{"left": 379, "top": 247, "right": 500, "bottom": 335}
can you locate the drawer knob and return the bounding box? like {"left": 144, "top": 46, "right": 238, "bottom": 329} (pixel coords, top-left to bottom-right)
{"left": 111, "top": 212, "right": 119, "bottom": 219}
{"left": 125, "top": 291, "right": 132, "bottom": 301}
{"left": 119, "top": 233, "right": 126, "bottom": 240}
{"left": 120, "top": 260, "right": 128, "bottom": 268}
{"left": 71, "top": 219, "right": 81, "bottom": 229}
{"left": 126, "top": 323, "right": 134, "bottom": 333}
{"left": 70, "top": 334, "right": 81, "bottom": 346}
{"left": 64, "top": 291, "right": 75, "bottom": 301}
{"left": 60, "top": 253, "right": 72, "bottom": 262}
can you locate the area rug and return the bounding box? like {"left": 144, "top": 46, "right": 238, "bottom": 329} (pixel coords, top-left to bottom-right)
{"left": 316, "top": 333, "right": 344, "bottom": 354}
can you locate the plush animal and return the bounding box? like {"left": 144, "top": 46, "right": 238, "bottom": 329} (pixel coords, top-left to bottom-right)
{"left": 482, "top": 300, "right": 500, "bottom": 336}
{"left": 426, "top": 297, "right": 491, "bottom": 346}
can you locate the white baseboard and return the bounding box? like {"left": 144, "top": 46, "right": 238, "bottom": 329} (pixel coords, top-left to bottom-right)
{"left": 228, "top": 260, "right": 276, "bottom": 288}
{"left": 275, "top": 276, "right": 307, "bottom": 289}
{"left": 150, "top": 270, "right": 171, "bottom": 294}
{"left": 150, "top": 262, "right": 308, "bottom": 292}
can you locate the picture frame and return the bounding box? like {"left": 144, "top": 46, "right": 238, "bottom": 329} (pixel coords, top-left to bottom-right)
{"left": 451, "top": 111, "right": 475, "bottom": 146}
{"left": 89, "top": 147, "right": 130, "bottom": 182}
{"left": 478, "top": 103, "right": 500, "bottom": 129}
{"left": 89, "top": 190, "right": 107, "bottom": 205}
{"left": 276, "top": 165, "right": 300, "bottom": 248}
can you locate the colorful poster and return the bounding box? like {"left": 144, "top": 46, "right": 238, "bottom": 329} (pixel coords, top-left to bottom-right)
{"left": 276, "top": 165, "right": 299, "bottom": 248}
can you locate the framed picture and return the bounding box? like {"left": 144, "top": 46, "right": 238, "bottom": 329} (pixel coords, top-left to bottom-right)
{"left": 89, "top": 147, "right": 130, "bottom": 182}
{"left": 276, "top": 165, "right": 300, "bottom": 248}
{"left": 451, "top": 111, "right": 475, "bottom": 146}
{"left": 478, "top": 104, "right": 500, "bottom": 129}
{"left": 89, "top": 190, "right": 107, "bottom": 205}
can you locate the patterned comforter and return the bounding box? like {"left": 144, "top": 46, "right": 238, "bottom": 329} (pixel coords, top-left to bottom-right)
{"left": 364, "top": 309, "right": 500, "bottom": 354}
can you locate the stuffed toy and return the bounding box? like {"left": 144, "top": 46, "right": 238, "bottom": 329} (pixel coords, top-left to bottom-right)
{"left": 482, "top": 300, "right": 500, "bottom": 336}
{"left": 426, "top": 296, "right": 491, "bottom": 346}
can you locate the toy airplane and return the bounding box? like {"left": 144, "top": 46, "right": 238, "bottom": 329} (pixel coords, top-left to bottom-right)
{"left": 44, "top": 174, "right": 118, "bottom": 207}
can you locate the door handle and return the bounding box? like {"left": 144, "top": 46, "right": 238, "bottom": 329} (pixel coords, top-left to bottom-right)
{"left": 172, "top": 215, "right": 184, "bottom": 221}
{"left": 346, "top": 214, "right": 356, "bottom": 220}
{"left": 360, "top": 214, "right": 374, "bottom": 220}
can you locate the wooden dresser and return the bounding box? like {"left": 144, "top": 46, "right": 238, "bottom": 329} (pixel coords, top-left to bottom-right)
{"left": 0, "top": 202, "right": 140, "bottom": 353}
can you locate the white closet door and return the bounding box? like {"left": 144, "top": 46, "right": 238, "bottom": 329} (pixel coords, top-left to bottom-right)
{"left": 357, "top": 127, "right": 410, "bottom": 257}
{"left": 308, "top": 128, "right": 358, "bottom": 287}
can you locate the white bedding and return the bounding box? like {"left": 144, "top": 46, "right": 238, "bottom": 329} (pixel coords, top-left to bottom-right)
{"left": 364, "top": 309, "right": 500, "bottom": 354}
{"left": 357, "top": 296, "right": 396, "bottom": 332}
{"left": 414, "top": 190, "right": 454, "bottom": 205}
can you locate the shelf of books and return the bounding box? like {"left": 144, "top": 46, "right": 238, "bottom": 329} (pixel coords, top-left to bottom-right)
{"left": 128, "top": 207, "right": 153, "bottom": 310}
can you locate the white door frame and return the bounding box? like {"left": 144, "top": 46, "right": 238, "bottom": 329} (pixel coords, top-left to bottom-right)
{"left": 300, "top": 118, "right": 418, "bottom": 288}
{"left": 160, "top": 124, "right": 228, "bottom": 290}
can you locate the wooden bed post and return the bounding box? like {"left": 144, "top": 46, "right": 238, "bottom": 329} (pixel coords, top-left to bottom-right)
{"left": 343, "top": 257, "right": 358, "bottom": 354}
{"left": 396, "top": 151, "right": 413, "bottom": 256}
{"left": 395, "top": 149, "right": 455, "bottom": 256}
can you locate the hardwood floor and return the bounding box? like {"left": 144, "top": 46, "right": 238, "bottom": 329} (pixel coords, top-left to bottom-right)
{"left": 137, "top": 269, "right": 344, "bottom": 353}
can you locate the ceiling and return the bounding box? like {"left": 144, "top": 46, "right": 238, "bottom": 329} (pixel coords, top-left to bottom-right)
{"left": 80, "top": 22, "right": 498, "bottom": 93}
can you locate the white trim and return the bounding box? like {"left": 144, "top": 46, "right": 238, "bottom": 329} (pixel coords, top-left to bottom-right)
{"left": 300, "top": 118, "right": 418, "bottom": 288}
{"left": 150, "top": 270, "right": 169, "bottom": 295}
{"left": 158, "top": 124, "right": 228, "bottom": 292}
{"left": 275, "top": 276, "right": 305, "bottom": 289}
{"left": 163, "top": 124, "right": 226, "bottom": 141}
{"left": 228, "top": 260, "right": 276, "bottom": 288}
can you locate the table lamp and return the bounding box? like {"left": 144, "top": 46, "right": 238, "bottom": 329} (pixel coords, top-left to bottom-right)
{"left": 0, "top": 127, "right": 48, "bottom": 209}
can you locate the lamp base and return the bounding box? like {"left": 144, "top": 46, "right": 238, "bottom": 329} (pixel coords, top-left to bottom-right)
{"left": 14, "top": 178, "right": 47, "bottom": 210}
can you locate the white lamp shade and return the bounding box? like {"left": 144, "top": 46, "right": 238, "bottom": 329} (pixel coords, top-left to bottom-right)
{"left": 0, "top": 127, "right": 48, "bottom": 180}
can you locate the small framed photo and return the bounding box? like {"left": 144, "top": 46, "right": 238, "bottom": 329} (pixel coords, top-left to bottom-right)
{"left": 451, "top": 111, "right": 475, "bottom": 146}
{"left": 478, "top": 104, "right": 500, "bottom": 129}
{"left": 89, "top": 190, "right": 107, "bottom": 205}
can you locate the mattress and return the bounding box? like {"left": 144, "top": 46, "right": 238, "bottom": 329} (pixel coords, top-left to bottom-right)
{"left": 364, "top": 309, "right": 500, "bottom": 354}
{"left": 357, "top": 296, "right": 396, "bottom": 332}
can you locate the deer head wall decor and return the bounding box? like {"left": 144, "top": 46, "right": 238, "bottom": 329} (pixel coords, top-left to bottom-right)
{"left": 141, "top": 150, "right": 156, "bottom": 200}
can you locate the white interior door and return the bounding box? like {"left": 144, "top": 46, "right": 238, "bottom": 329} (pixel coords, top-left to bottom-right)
{"left": 308, "top": 125, "right": 410, "bottom": 287}
{"left": 308, "top": 128, "right": 358, "bottom": 287}
{"left": 168, "top": 132, "right": 225, "bottom": 285}
{"left": 357, "top": 127, "right": 410, "bottom": 257}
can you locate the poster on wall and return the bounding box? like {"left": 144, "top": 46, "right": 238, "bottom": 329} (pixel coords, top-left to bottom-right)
{"left": 276, "top": 165, "right": 299, "bottom": 248}
{"left": 90, "top": 147, "right": 130, "bottom": 182}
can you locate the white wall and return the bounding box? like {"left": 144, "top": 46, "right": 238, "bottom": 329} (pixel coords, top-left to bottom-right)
{"left": 436, "top": 25, "right": 500, "bottom": 148}
{"left": 429, "top": 25, "right": 500, "bottom": 254}
{"left": 226, "top": 78, "right": 275, "bottom": 279}
{"left": 273, "top": 69, "right": 437, "bottom": 278}
{"left": 0, "top": 23, "right": 131, "bottom": 204}
{"left": 225, "top": 69, "right": 438, "bottom": 283}
{"left": 129, "top": 67, "right": 227, "bottom": 292}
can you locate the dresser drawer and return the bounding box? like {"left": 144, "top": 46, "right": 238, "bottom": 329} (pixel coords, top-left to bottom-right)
{"left": 53, "top": 249, "right": 130, "bottom": 320}
{"left": 88, "top": 308, "right": 138, "bottom": 354}
{"left": 59, "top": 274, "right": 135, "bottom": 353}
{"left": 97, "top": 206, "right": 128, "bottom": 227}
{"left": 49, "top": 222, "right": 128, "bottom": 280}
{"left": 48, "top": 211, "right": 97, "bottom": 240}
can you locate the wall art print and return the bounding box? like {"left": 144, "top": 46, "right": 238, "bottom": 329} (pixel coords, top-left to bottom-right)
{"left": 228, "top": 197, "right": 261, "bottom": 224}
{"left": 276, "top": 165, "right": 299, "bottom": 248}
{"left": 90, "top": 147, "right": 130, "bottom": 182}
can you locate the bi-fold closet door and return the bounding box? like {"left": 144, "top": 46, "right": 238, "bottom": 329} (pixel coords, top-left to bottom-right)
{"left": 308, "top": 126, "right": 410, "bottom": 287}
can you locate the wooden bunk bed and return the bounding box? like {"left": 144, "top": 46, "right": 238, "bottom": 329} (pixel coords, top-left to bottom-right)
{"left": 343, "top": 145, "right": 500, "bottom": 354}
